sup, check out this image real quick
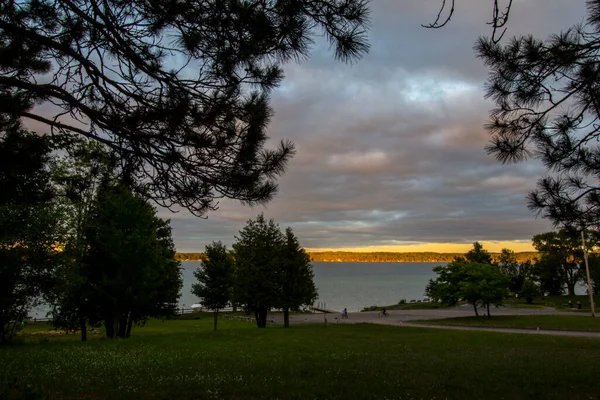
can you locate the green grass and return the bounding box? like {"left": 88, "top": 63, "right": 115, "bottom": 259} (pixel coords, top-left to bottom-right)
{"left": 416, "top": 315, "right": 600, "bottom": 331}
{"left": 509, "top": 295, "right": 600, "bottom": 312}
{"left": 2, "top": 319, "right": 600, "bottom": 399}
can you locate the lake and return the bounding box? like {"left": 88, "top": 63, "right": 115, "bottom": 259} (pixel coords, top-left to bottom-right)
{"left": 180, "top": 261, "right": 442, "bottom": 313}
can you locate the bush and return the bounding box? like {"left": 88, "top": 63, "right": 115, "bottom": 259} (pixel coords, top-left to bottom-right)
{"left": 398, "top": 299, "right": 407, "bottom": 304}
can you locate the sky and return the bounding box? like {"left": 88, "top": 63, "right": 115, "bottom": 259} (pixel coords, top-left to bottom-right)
{"left": 160, "top": 0, "right": 590, "bottom": 253}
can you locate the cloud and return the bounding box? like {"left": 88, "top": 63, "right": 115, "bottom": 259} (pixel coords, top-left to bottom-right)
{"left": 144, "top": 1, "right": 590, "bottom": 252}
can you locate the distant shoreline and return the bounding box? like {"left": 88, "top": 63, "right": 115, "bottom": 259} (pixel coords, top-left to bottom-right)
{"left": 175, "top": 251, "right": 538, "bottom": 263}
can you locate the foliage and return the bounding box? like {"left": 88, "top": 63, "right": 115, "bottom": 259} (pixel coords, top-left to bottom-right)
{"left": 464, "top": 241, "right": 493, "bottom": 264}
{"left": 531, "top": 230, "right": 597, "bottom": 296}
{"left": 0, "top": 127, "right": 59, "bottom": 344}
{"left": 427, "top": 243, "right": 509, "bottom": 316}
{"left": 82, "top": 185, "right": 182, "bottom": 338}
{"left": 47, "top": 140, "right": 114, "bottom": 340}
{"left": 476, "top": 1, "right": 600, "bottom": 228}
{"left": 0, "top": 0, "right": 370, "bottom": 216}
{"left": 277, "top": 228, "right": 318, "bottom": 327}
{"left": 497, "top": 248, "right": 534, "bottom": 293}
{"left": 192, "top": 242, "right": 235, "bottom": 331}
{"left": 232, "top": 214, "right": 285, "bottom": 328}
{"left": 519, "top": 279, "right": 540, "bottom": 304}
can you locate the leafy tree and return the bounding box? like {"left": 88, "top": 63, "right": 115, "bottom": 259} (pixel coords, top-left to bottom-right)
{"left": 0, "top": 0, "right": 370, "bottom": 216}
{"left": 476, "top": 1, "right": 600, "bottom": 228}
{"left": 497, "top": 248, "right": 534, "bottom": 293}
{"left": 459, "top": 263, "right": 508, "bottom": 317}
{"left": 531, "top": 230, "right": 597, "bottom": 296}
{"left": 233, "top": 214, "right": 284, "bottom": 328}
{"left": 465, "top": 242, "right": 492, "bottom": 264}
{"left": 192, "top": 242, "right": 235, "bottom": 331}
{"left": 82, "top": 185, "right": 182, "bottom": 338}
{"left": 519, "top": 279, "right": 540, "bottom": 304}
{"left": 427, "top": 260, "right": 508, "bottom": 317}
{"left": 277, "top": 228, "right": 318, "bottom": 328}
{"left": 48, "top": 140, "right": 114, "bottom": 341}
{"left": 0, "top": 126, "right": 59, "bottom": 344}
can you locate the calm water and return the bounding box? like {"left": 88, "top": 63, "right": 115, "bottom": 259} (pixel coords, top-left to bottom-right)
{"left": 181, "top": 261, "right": 442, "bottom": 313}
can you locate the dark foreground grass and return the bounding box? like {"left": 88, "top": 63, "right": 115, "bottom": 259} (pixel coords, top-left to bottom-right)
{"left": 415, "top": 315, "right": 600, "bottom": 331}
{"left": 2, "top": 319, "right": 600, "bottom": 400}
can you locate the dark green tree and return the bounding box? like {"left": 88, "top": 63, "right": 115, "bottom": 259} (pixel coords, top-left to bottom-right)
{"left": 192, "top": 242, "right": 235, "bottom": 331}
{"left": 426, "top": 260, "right": 508, "bottom": 317}
{"left": 497, "top": 248, "right": 534, "bottom": 294}
{"left": 277, "top": 228, "right": 317, "bottom": 328}
{"left": 465, "top": 242, "right": 492, "bottom": 264}
{"left": 476, "top": 1, "right": 600, "bottom": 228}
{"left": 0, "top": 0, "right": 370, "bottom": 216}
{"left": 0, "top": 126, "right": 59, "bottom": 344}
{"left": 232, "top": 214, "right": 284, "bottom": 328}
{"left": 459, "top": 263, "right": 508, "bottom": 317}
{"left": 48, "top": 139, "right": 114, "bottom": 341}
{"left": 82, "top": 185, "right": 182, "bottom": 339}
{"left": 531, "top": 230, "right": 595, "bottom": 296}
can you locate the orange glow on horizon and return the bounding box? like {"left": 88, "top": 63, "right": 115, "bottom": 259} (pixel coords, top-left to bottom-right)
{"left": 307, "top": 241, "right": 535, "bottom": 253}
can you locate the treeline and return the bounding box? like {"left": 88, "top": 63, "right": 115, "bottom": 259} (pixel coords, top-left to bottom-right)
{"left": 177, "top": 251, "right": 539, "bottom": 263}
{"left": 307, "top": 251, "right": 539, "bottom": 263}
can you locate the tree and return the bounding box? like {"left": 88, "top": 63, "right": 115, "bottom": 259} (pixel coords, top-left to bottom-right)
{"left": 192, "top": 242, "right": 235, "bottom": 331}
{"left": 426, "top": 260, "right": 508, "bottom": 317}
{"left": 48, "top": 139, "right": 114, "bottom": 341}
{"left": 82, "top": 185, "right": 182, "bottom": 338}
{"left": 465, "top": 241, "right": 492, "bottom": 264}
{"left": 277, "top": 228, "right": 317, "bottom": 328}
{"left": 0, "top": 0, "right": 370, "bottom": 216}
{"left": 476, "top": 1, "right": 600, "bottom": 228}
{"left": 497, "top": 248, "right": 534, "bottom": 294}
{"left": 531, "top": 230, "right": 597, "bottom": 296}
{"left": 232, "top": 213, "right": 284, "bottom": 328}
{"left": 0, "top": 126, "right": 59, "bottom": 344}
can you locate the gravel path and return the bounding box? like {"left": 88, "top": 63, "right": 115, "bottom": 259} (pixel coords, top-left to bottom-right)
{"left": 272, "top": 307, "right": 600, "bottom": 338}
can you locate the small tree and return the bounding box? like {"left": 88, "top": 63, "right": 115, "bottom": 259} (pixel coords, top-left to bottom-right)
{"left": 277, "top": 228, "right": 318, "bottom": 328}
{"left": 233, "top": 214, "right": 284, "bottom": 328}
{"left": 192, "top": 242, "right": 235, "bottom": 331}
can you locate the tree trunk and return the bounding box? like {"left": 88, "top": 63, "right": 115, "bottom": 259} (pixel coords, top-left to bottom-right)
{"left": 105, "top": 317, "right": 114, "bottom": 339}
{"left": 472, "top": 302, "right": 479, "bottom": 317}
{"left": 256, "top": 308, "right": 268, "bottom": 328}
{"left": 213, "top": 310, "right": 218, "bottom": 331}
{"left": 118, "top": 314, "right": 128, "bottom": 338}
{"left": 126, "top": 316, "right": 133, "bottom": 338}
{"left": 79, "top": 316, "right": 87, "bottom": 342}
{"left": 566, "top": 281, "right": 576, "bottom": 296}
{"left": 283, "top": 308, "right": 290, "bottom": 328}
{"left": 486, "top": 303, "right": 490, "bottom": 317}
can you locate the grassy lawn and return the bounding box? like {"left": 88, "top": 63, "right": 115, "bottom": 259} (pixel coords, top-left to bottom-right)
{"left": 510, "top": 295, "right": 600, "bottom": 312}
{"left": 2, "top": 319, "right": 600, "bottom": 399}
{"left": 415, "top": 315, "right": 600, "bottom": 331}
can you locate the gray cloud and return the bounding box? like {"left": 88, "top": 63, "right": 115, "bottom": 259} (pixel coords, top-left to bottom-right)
{"left": 164, "top": 1, "right": 588, "bottom": 252}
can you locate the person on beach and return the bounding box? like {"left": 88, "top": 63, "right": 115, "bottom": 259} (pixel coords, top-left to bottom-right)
{"left": 342, "top": 308, "right": 348, "bottom": 319}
